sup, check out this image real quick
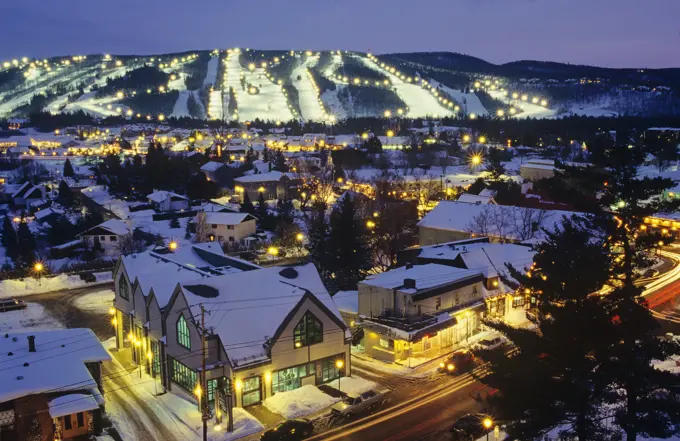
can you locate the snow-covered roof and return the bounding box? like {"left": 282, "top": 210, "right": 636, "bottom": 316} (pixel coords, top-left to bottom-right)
{"left": 33, "top": 207, "right": 64, "bottom": 221}
{"left": 179, "top": 263, "right": 344, "bottom": 368}
{"left": 234, "top": 171, "right": 288, "bottom": 183}
{"left": 333, "top": 291, "right": 358, "bottom": 315}
{"left": 200, "top": 161, "right": 225, "bottom": 172}
{"left": 457, "top": 193, "right": 495, "bottom": 205}
{"left": 417, "top": 201, "right": 577, "bottom": 242}
{"left": 360, "top": 263, "right": 482, "bottom": 294}
{"left": 83, "top": 219, "right": 131, "bottom": 236}
{"left": 458, "top": 244, "right": 535, "bottom": 278}
{"left": 48, "top": 393, "right": 100, "bottom": 418}
{"left": 147, "top": 190, "right": 188, "bottom": 203}
{"left": 10, "top": 181, "right": 36, "bottom": 199}
{"left": 200, "top": 212, "right": 255, "bottom": 226}
{"left": 0, "top": 329, "right": 110, "bottom": 404}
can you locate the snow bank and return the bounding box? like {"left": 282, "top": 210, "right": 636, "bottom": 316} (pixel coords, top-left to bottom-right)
{"left": 0, "top": 303, "right": 64, "bottom": 332}
{"left": 263, "top": 385, "right": 340, "bottom": 418}
{"left": 0, "top": 272, "right": 113, "bottom": 299}
{"left": 73, "top": 289, "right": 115, "bottom": 314}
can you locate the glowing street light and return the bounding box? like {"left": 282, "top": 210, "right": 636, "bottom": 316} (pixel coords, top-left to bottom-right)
{"left": 496, "top": 109, "right": 505, "bottom": 117}
{"left": 470, "top": 154, "right": 483, "bottom": 166}
{"left": 336, "top": 359, "right": 344, "bottom": 390}
{"left": 384, "top": 110, "right": 392, "bottom": 118}
{"left": 478, "top": 136, "right": 487, "bottom": 144}
{"left": 169, "top": 241, "right": 178, "bottom": 251}
{"left": 268, "top": 247, "right": 279, "bottom": 256}
{"left": 386, "top": 130, "right": 395, "bottom": 137}
{"left": 296, "top": 233, "right": 304, "bottom": 242}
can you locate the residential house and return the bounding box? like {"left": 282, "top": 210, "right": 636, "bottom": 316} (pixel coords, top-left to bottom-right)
{"left": 199, "top": 212, "right": 257, "bottom": 244}
{"left": 80, "top": 219, "right": 132, "bottom": 255}
{"left": 200, "top": 161, "right": 226, "bottom": 182}
{"left": 234, "top": 171, "right": 292, "bottom": 201}
{"left": 33, "top": 207, "right": 65, "bottom": 224}
{"left": 417, "top": 200, "right": 576, "bottom": 245}
{"left": 0, "top": 329, "right": 111, "bottom": 441}
{"left": 11, "top": 181, "right": 44, "bottom": 208}
{"left": 357, "top": 263, "right": 492, "bottom": 364}
{"left": 457, "top": 193, "right": 496, "bottom": 205}
{"left": 377, "top": 136, "right": 409, "bottom": 150}
{"left": 519, "top": 159, "right": 556, "bottom": 181}
{"left": 147, "top": 190, "right": 190, "bottom": 212}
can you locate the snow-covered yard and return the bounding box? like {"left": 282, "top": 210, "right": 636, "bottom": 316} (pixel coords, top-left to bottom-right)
{"left": 0, "top": 272, "right": 112, "bottom": 299}
{"left": 72, "top": 289, "right": 115, "bottom": 315}
{"left": 0, "top": 303, "right": 64, "bottom": 332}
{"left": 263, "top": 385, "right": 340, "bottom": 419}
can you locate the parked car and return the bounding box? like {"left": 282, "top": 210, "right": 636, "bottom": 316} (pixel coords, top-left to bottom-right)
{"left": 0, "top": 298, "right": 27, "bottom": 312}
{"left": 330, "top": 390, "right": 382, "bottom": 416}
{"left": 472, "top": 336, "right": 506, "bottom": 352}
{"left": 450, "top": 413, "right": 493, "bottom": 441}
{"left": 260, "top": 419, "right": 313, "bottom": 441}
{"left": 438, "top": 350, "right": 476, "bottom": 375}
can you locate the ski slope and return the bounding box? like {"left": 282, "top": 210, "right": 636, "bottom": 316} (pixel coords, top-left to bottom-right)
{"left": 489, "top": 90, "right": 557, "bottom": 119}
{"left": 319, "top": 54, "right": 347, "bottom": 119}
{"left": 292, "top": 55, "right": 327, "bottom": 121}
{"left": 208, "top": 89, "right": 223, "bottom": 120}
{"left": 358, "top": 55, "right": 455, "bottom": 119}
{"left": 225, "top": 53, "right": 294, "bottom": 122}
{"left": 203, "top": 55, "right": 219, "bottom": 87}
{"left": 171, "top": 90, "right": 191, "bottom": 118}
{"left": 436, "top": 84, "right": 489, "bottom": 117}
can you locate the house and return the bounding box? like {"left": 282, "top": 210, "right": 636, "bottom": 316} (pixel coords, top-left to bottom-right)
{"left": 33, "top": 206, "right": 65, "bottom": 224}
{"left": 234, "top": 171, "right": 292, "bottom": 201}
{"left": 0, "top": 329, "right": 111, "bottom": 441}
{"left": 417, "top": 201, "right": 577, "bottom": 246}
{"left": 112, "top": 257, "right": 350, "bottom": 412}
{"left": 357, "top": 263, "right": 492, "bottom": 364}
{"left": 11, "top": 181, "right": 44, "bottom": 208}
{"left": 198, "top": 211, "right": 257, "bottom": 244}
{"left": 377, "top": 136, "right": 409, "bottom": 150}
{"left": 147, "top": 190, "right": 190, "bottom": 212}
{"left": 80, "top": 219, "right": 132, "bottom": 255}
{"left": 457, "top": 193, "right": 496, "bottom": 205}
{"left": 520, "top": 159, "right": 556, "bottom": 181}
{"left": 200, "top": 161, "right": 226, "bottom": 182}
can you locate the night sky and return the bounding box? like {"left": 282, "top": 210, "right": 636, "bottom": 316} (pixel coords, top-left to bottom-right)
{"left": 2, "top": 0, "right": 679, "bottom": 68}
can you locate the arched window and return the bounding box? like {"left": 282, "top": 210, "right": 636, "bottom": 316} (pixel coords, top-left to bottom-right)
{"left": 177, "top": 315, "right": 191, "bottom": 350}
{"left": 293, "top": 312, "right": 323, "bottom": 348}
{"left": 119, "top": 274, "right": 129, "bottom": 300}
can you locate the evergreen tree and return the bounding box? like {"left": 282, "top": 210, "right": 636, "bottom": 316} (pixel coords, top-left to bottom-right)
{"left": 63, "top": 158, "right": 75, "bottom": 178}
{"left": 184, "top": 218, "right": 193, "bottom": 240}
{"left": 57, "top": 180, "right": 73, "bottom": 206}
{"left": 483, "top": 216, "right": 614, "bottom": 440}
{"left": 262, "top": 147, "right": 271, "bottom": 163}
{"left": 1, "top": 215, "right": 18, "bottom": 261}
{"left": 240, "top": 193, "right": 254, "bottom": 214}
{"left": 319, "top": 148, "right": 329, "bottom": 168}
{"left": 257, "top": 192, "right": 268, "bottom": 220}
{"left": 245, "top": 147, "right": 256, "bottom": 166}
{"left": 484, "top": 158, "right": 506, "bottom": 181}
{"left": 47, "top": 214, "right": 76, "bottom": 246}
{"left": 307, "top": 205, "right": 332, "bottom": 285}
{"left": 272, "top": 150, "right": 289, "bottom": 172}
{"left": 15, "top": 220, "right": 36, "bottom": 266}
{"left": 327, "top": 196, "right": 371, "bottom": 291}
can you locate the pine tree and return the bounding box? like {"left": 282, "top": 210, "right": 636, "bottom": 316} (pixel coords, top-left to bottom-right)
{"left": 47, "top": 214, "right": 76, "bottom": 246}
{"left": 240, "top": 193, "right": 254, "bottom": 214}
{"left": 262, "top": 147, "right": 270, "bottom": 163}
{"left": 256, "top": 192, "right": 268, "bottom": 220}
{"left": 482, "top": 216, "right": 614, "bottom": 440}
{"left": 1, "top": 215, "right": 18, "bottom": 261}
{"left": 57, "top": 180, "right": 73, "bottom": 206}
{"left": 184, "top": 218, "right": 193, "bottom": 240}
{"left": 327, "top": 196, "right": 371, "bottom": 292}
{"left": 272, "top": 150, "right": 289, "bottom": 172}
{"left": 15, "top": 220, "right": 36, "bottom": 267}
{"left": 245, "top": 147, "right": 256, "bottom": 166}
{"left": 63, "top": 158, "right": 75, "bottom": 178}
{"left": 307, "top": 205, "right": 332, "bottom": 285}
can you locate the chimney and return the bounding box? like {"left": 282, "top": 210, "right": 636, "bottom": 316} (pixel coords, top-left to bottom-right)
{"left": 27, "top": 335, "right": 36, "bottom": 353}
{"left": 404, "top": 278, "right": 416, "bottom": 290}
{"left": 405, "top": 263, "right": 414, "bottom": 270}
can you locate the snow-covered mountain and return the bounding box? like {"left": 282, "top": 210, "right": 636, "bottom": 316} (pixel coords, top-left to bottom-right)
{"left": 1, "top": 49, "right": 678, "bottom": 122}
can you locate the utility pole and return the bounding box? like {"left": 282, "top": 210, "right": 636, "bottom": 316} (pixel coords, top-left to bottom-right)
{"left": 200, "top": 304, "right": 208, "bottom": 441}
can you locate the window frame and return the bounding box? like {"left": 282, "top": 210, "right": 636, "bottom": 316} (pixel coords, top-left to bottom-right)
{"left": 176, "top": 315, "right": 191, "bottom": 350}
{"left": 293, "top": 311, "right": 323, "bottom": 348}
{"left": 118, "top": 274, "right": 129, "bottom": 300}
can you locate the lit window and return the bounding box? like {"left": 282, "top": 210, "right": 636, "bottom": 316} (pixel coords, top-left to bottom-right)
{"left": 177, "top": 315, "right": 191, "bottom": 350}
{"left": 293, "top": 312, "right": 323, "bottom": 348}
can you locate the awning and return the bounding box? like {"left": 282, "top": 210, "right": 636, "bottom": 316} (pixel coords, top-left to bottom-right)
{"left": 48, "top": 394, "right": 99, "bottom": 418}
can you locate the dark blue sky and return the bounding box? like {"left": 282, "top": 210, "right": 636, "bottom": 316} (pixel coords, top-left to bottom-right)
{"left": 2, "top": 0, "right": 679, "bottom": 68}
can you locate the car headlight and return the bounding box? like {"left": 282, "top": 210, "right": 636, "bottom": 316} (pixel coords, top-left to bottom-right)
{"left": 439, "top": 362, "right": 445, "bottom": 369}
{"left": 447, "top": 364, "right": 455, "bottom": 371}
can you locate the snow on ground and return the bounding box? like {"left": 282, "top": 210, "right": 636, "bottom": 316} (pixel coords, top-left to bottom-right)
{"left": 319, "top": 54, "right": 348, "bottom": 120}
{"left": 209, "top": 89, "right": 223, "bottom": 120}
{"left": 204, "top": 55, "right": 219, "bottom": 87}
{"left": 0, "top": 272, "right": 113, "bottom": 299}
{"left": 263, "top": 385, "right": 340, "bottom": 419}
{"left": 352, "top": 353, "right": 414, "bottom": 375}
{"left": 0, "top": 303, "right": 64, "bottom": 332}
{"left": 72, "top": 289, "right": 114, "bottom": 315}
{"left": 436, "top": 83, "right": 489, "bottom": 117}
{"left": 171, "top": 90, "right": 191, "bottom": 118}
{"left": 291, "top": 55, "right": 328, "bottom": 122}
{"left": 489, "top": 89, "right": 557, "bottom": 119}
{"left": 105, "top": 346, "right": 263, "bottom": 441}
{"left": 358, "top": 54, "right": 454, "bottom": 119}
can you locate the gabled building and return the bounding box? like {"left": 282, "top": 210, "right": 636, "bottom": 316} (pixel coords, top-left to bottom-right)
{"left": 80, "top": 219, "right": 132, "bottom": 255}
{"left": 198, "top": 211, "right": 257, "bottom": 244}
{"left": 200, "top": 161, "right": 226, "bottom": 182}
{"left": 0, "top": 329, "right": 111, "bottom": 441}
{"left": 147, "top": 190, "right": 190, "bottom": 212}
{"left": 11, "top": 181, "right": 44, "bottom": 208}
{"left": 234, "top": 171, "right": 293, "bottom": 201}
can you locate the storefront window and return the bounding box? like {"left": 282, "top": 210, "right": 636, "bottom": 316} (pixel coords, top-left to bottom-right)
{"left": 171, "top": 359, "right": 197, "bottom": 393}
{"left": 272, "top": 363, "right": 316, "bottom": 394}
{"left": 320, "top": 356, "right": 344, "bottom": 383}
{"left": 242, "top": 377, "right": 262, "bottom": 407}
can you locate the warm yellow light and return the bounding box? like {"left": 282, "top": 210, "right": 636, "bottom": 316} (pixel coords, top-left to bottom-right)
{"left": 34, "top": 262, "right": 44, "bottom": 272}
{"left": 366, "top": 220, "right": 376, "bottom": 229}
{"left": 469, "top": 113, "right": 477, "bottom": 120}
{"left": 128, "top": 332, "right": 135, "bottom": 342}
{"left": 296, "top": 233, "right": 304, "bottom": 242}
{"left": 478, "top": 136, "right": 487, "bottom": 144}
{"left": 195, "top": 385, "right": 202, "bottom": 397}
{"left": 386, "top": 130, "right": 394, "bottom": 137}
{"left": 361, "top": 132, "right": 369, "bottom": 140}
{"left": 147, "top": 351, "right": 153, "bottom": 360}
{"left": 135, "top": 340, "right": 141, "bottom": 347}
{"left": 111, "top": 318, "right": 117, "bottom": 326}
{"left": 496, "top": 109, "right": 504, "bottom": 117}
{"left": 483, "top": 418, "right": 493, "bottom": 429}
{"left": 158, "top": 114, "right": 165, "bottom": 121}
{"left": 214, "top": 425, "right": 222, "bottom": 432}
{"left": 384, "top": 110, "right": 392, "bottom": 118}
{"left": 109, "top": 307, "right": 116, "bottom": 316}
{"left": 248, "top": 63, "right": 255, "bottom": 71}
{"left": 235, "top": 379, "right": 243, "bottom": 391}
{"left": 169, "top": 241, "right": 178, "bottom": 251}
{"left": 268, "top": 247, "right": 279, "bottom": 256}
{"left": 471, "top": 155, "right": 482, "bottom": 165}
{"left": 295, "top": 341, "right": 302, "bottom": 348}
{"left": 373, "top": 211, "right": 379, "bottom": 218}
{"left": 258, "top": 186, "right": 265, "bottom": 193}
{"left": 337, "top": 177, "right": 344, "bottom": 184}
{"left": 265, "top": 371, "right": 272, "bottom": 383}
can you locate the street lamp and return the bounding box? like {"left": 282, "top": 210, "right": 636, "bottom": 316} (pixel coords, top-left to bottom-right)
{"left": 34, "top": 262, "right": 44, "bottom": 286}
{"left": 168, "top": 241, "right": 178, "bottom": 251}
{"left": 483, "top": 417, "right": 493, "bottom": 440}
{"left": 336, "top": 359, "right": 344, "bottom": 391}
{"left": 296, "top": 233, "right": 304, "bottom": 242}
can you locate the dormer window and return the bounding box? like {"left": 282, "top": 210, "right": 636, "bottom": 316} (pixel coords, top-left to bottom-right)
{"left": 293, "top": 312, "right": 323, "bottom": 348}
